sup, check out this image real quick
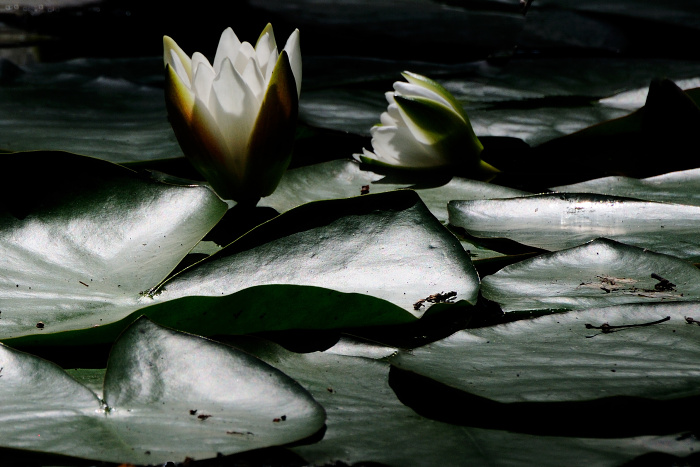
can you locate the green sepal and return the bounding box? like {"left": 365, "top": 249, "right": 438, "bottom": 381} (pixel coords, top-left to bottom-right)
{"left": 244, "top": 50, "right": 299, "bottom": 202}
{"left": 401, "top": 71, "right": 469, "bottom": 122}
{"left": 395, "top": 95, "right": 483, "bottom": 167}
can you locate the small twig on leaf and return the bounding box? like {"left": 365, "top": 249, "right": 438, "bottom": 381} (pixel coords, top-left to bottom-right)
{"left": 413, "top": 291, "right": 457, "bottom": 310}
{"left": 585, "top": 316, "right": 671, "bottom": 337}
{"left": 685, "top": 316, "right": 700, "bottom": 326}
{"left": 651, "top": 273, "right": 676, "bottom": 291}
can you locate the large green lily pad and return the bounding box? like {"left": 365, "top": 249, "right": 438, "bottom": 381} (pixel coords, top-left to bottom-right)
{"left": 229, "top": 334, "right": 699, "bottom": 466}
{"left": 0, "top": 151, "right": 227, "bottom": 339}
{"left": 262, "top": 159, "right": 526, "bottom": 221}
{"left": 0, "top": 58, "right": 181, "bottom": 162}
{"left": 0, "top": 317, "right": 325, "bottom": 465}
{"left": 155, "top": 190, "right": 479, "bottom": 318}
{"left": 3, "top": 188, "right": 478, "bottom": 346}
{"left": 391, "top": 302, "right": 700, "bottom": 404}
{"left": 259, "top": 159, "right": 398, "bottom": 213}
{"left": 481, "top": 238, "right": 700, "bottom": 312}
{"left": 260, "top": 159, "right": 522, "bottom": 259}
{"left": 449, "top": 193, "right": 700, "bottom": 261}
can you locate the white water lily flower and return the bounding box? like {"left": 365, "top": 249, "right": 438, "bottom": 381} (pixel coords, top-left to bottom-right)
{"left": 164, "top": 24, "right": 301, "bottom": 204}
{"left": 355, "top": 72, "right": 497, "bottom": 175}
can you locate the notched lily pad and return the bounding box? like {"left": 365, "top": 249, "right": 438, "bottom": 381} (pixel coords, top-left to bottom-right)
{"left": 391, "top": 301, "right": 700, "bottom": 403}
{"left": 262, "top": 159, "right": 521, "bottom": 259}
{"left": 3, "top": 190, "right": 478, "bottom": 349}
{"left": 481, "top": 238, "right": 700, "bottom": 312}
{"left": 0, "top": 317, "right": 325, "bottom": 465}
{"left": 389, "top": 302, "right": 700, "bottom": 437}
{"left": 262, "top": 158, "right": 526, "bottom": 221}
{"left": 528, "top": 79, "right": 700, "bottom": 184}
{"left": 0, "top": 151, "right": 227, "bottom": 339}
{"left": 449, "top": 193, "right": 700, "bottom": 261}
{"left": 155, "top": 190, "right": 479, "bottom": 319}
{"left": 232, "top": 334, "right": 699, "bottom": 465}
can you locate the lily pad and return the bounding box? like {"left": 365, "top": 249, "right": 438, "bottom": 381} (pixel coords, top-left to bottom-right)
{"left": 156, "top": 190, "right": 479, "bottom": 318}
{"left": 10, "top": 285, "right": 417, "bottom": 354}
{"left": 230, "top": 334, "right": 699, "bottom": 466}
{"left": 481, "top": 238, "right": 700, "bottom": 312}
{"left": 0, "top": 58, "right": 181, "bottom": 162}
{"left": 261, "top": 159, "right": 522, "bottom": 259}
{"left": 449, "top": 193, "right": 700, "bottom": 261}
{"left": 412, "top": 177, "right": 528, "bottom": 225}
{"left": 552, "top": 168, "right": 700, "bottom": 207}
{"left": 0, "top": 151, "right": 227, "bottom": 339}
{"left": 527, "top": 79, "right": 700, "bottom": 184}
{"left": 0, "top": 317, "right": 325, "bottom": 465}
{"left": 262, "top": 159, "right": 526, "bottom": 220}
{"left": 230, "top": 335, "right": 482, "bottom": 467}
{"left": 599, "top": 78, "right": 700, "bottom": 111}
{"left": 390, "top": 302, "right": 700, "bottom": 405}
{"left": 259, "top": 159, "right": 399, "bottom": 213}
{"left": 3, "top": 190, "right": 478, "bottom": 347}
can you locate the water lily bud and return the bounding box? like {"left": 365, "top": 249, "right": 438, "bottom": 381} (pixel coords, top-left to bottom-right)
{"left": 355, "top": 71, "right": 498, "bottom": 177}
{"left": 164, "top": 24, "right": 301, "bottom": 205}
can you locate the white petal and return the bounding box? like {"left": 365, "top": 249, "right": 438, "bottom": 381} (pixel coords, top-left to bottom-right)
{"left": 240, "top": 56, "right": 266, "bottom": 102}
{"left": 191, "top": 94, "right": 229, "bottom": 161}
{"left": 353, "top": 147, "right": 379, "bottom": 163}
{"left": 368, "top": 126, "right": 404, "bottom": 165}
{"left": 370, "top": 125, "right": 447, "bottom": 168}
{"left": 383, "top": 103, "right": 402, "bottom": 126}
{"left": 394, "top": 82, "right": 455, "bottom": 112}
{"left": 191, "top": 52, "right": 212, "bottom": 74}
{"left": 233, "top": 42, "right": 256, "bottom": 75}
{"left": 384, "top": 91, "right": 396, "bottom": 106}
{"left": 168, "top": 51, "right": 191, "bottom": 89}
{"left": 261, "top": 48, "right": 277, "bottom": 85}
{"left": 282, "top": 29, "right": 302, "bottom": 97}
{"left": 163, "top": 36, "right": 192, "bottom": 85}
{"left": 209, "top": 58, "right": 259, "bottom": 171}
{"left": 256, "top": 24, "right": 278, "bottom": 53}
{"left": 255, "top": 32, "right": 277, "bottom": 79}
{"left": 213, "top": 27, "right": 241, "bottom": 73}
{"left": 192, "top": 54, "right": 216, "bottom": 104}
{"left": 379, "top": 110, "right": 399, "bottom": 127}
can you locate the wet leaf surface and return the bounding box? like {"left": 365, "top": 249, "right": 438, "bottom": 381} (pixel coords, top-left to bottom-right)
{"left": 481, "top": 238, "right": 700, "bottom": 312}
{"left": 449, "top": 193, "right": 700, "bottom": 261}
{"left": 391, "top": 302, "right": 700, "bottom": 405}
{"left": 0, "top": 318, "right": 325, "bottom": 464}
{"left": 3, "top": 190, "right": 479, "bottom": 350}
{"left": 229, "top": 334, "right": 700, "bottom": 466}
{"left": 0, "top": 151, "right": 226, "bottom": 339}
{"left": 552, "top": 168, "right": 700, "bottom": 207}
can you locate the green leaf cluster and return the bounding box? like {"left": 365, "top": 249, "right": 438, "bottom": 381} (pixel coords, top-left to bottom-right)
{"left": 3, "top": 64, "right": 700, "bottom": 467}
